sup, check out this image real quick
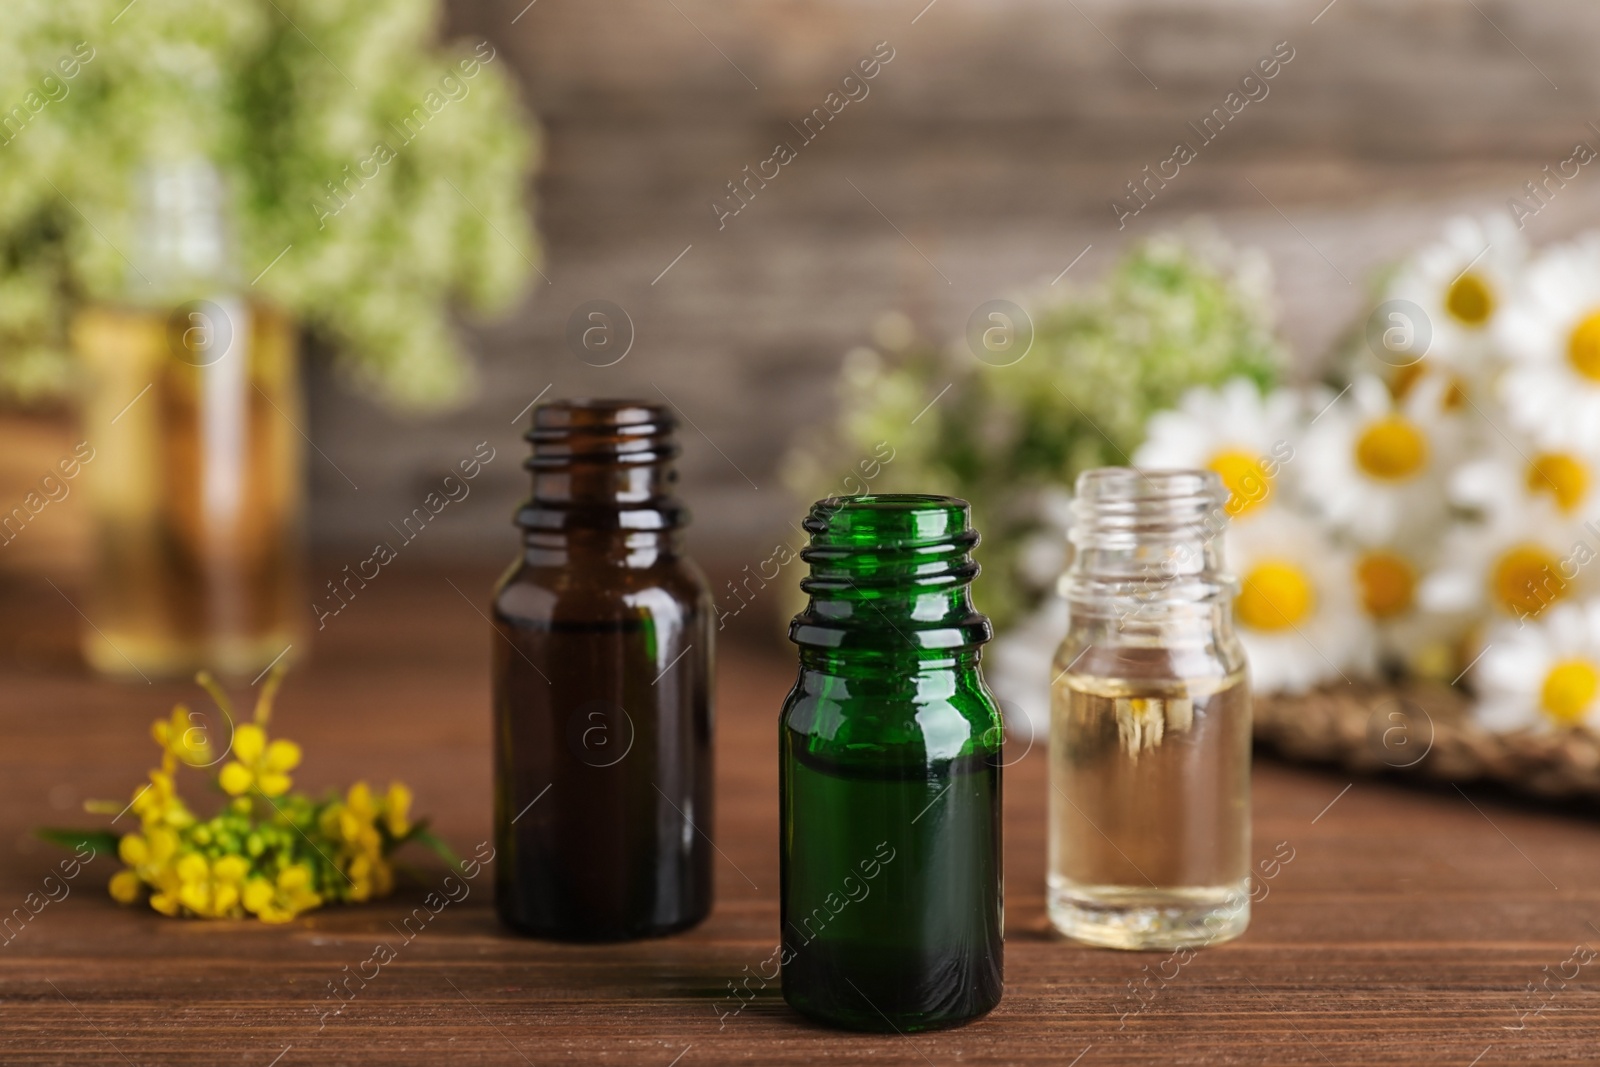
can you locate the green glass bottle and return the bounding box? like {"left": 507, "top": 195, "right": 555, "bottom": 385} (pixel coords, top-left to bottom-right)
{"left": 779, "top": 494, "right": 1004, "bottom": 1032}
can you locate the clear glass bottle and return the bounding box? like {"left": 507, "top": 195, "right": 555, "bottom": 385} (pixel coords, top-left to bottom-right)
{"left": 780, "top": 494, "right": 1004, "bottom": 1032}
{"left": 74, "top": 159, "right": 303, "bottom": 679}
{"left": 492, "top": 399, "right": 714, "bottom": 941}
{"left": 1048, "top": 468, "right": 1251, "bottom": 949}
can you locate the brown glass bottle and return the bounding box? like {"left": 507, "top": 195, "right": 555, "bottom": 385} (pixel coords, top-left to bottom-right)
{"left": 492, "top": 399, "right": 714, "bottom": 941}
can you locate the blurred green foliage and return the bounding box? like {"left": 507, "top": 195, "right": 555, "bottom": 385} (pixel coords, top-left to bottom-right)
{"left": 0, "top": 0, "right": 538, "bottom": 408}
{"left": 784, "top": 232, "right": 1284, "bottom": 629}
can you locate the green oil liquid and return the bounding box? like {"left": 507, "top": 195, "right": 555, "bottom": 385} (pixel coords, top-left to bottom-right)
{"left": 779, "top": 736, "right": 1003, "bottom": 1032}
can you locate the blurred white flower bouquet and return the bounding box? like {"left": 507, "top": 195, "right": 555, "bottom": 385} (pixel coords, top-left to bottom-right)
{"left": 784, "top": 228, "right": 1285, "bottom": 635}
{"left": 798, "top": 218, "right": 1600, "bottom": 747}
{"left": 1111, "top": 214, "right": 1600, "bottom": 741}
{"left": 0, "top": 0, "right": 537, "bottom": 408}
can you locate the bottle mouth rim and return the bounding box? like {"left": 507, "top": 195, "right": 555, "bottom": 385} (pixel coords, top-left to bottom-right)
{"left": 527, "top": 398, "right": 669, "bottom": 432}
{"left": 1074, "top": 467, "right": 1225, "bottom": 506}
{"left": 804, "top": 493, "right": 978, "bottom": 554}
{"left": 815, "top": 492, "right": 971, "bottom": 510}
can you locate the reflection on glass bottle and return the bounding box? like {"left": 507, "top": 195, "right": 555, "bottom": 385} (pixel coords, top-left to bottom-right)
{"left": 1049, "top": 468, "right": 1252, "bottom": 950}
{"left": 74, "top": 161, "right": 303, "bottom": 679}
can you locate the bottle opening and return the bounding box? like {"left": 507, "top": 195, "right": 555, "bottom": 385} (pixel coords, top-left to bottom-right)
{"left": 804, "top": 493, "right": 978, "bottom": 551}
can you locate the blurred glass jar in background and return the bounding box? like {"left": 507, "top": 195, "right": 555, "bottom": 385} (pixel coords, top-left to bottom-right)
{"left": 73, "top": 161, "right": 303, "bottom": 680}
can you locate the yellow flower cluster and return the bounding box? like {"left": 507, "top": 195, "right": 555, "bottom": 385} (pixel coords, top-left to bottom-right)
{"left": 86, "top": 666, "right": 429, "bottom": 923}
{"left": 320, "top": 781, "right": 412, "bottom": 902}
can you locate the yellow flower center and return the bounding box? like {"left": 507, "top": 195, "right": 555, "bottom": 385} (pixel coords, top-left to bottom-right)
{"left": 1527, "top": 452, "right": 1589, "bottom": 513}
{"left": 1355, "top": 551, "right": 1415, "bottom": 620}
{"left": 1236, "top": 561, "right": 1316, "bottom": 631}
{"left": 1540, "top": 660, "right": 1599, "bottom": 725}
{"left": 1568, "top": 311, "right": 1600, "bottom": 382}
{"left": 1445, "top": 271, "right": 1494, "bottom": 327}
{"left": 1489, "top": 544, "right": 1564, "bottom": 617}
{"left": 1354, "top": 416, "right": 1428, "bottom": 481}
{"left": 1391, "top": 364, "right": 1424, "bottom": 400}
{"left": 1392, "top": 365, "right": 1467, "bottom": 410}
{"left": 1207, "top": 449, "right": 1271, "bottom": 516}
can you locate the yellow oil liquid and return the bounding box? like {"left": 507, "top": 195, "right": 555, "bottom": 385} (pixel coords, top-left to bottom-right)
{"left": 1048, "top": 669, "right": 1250, "bottom": 949}
{"left": 74, "top": 301, "right": 304, "bottom": 679}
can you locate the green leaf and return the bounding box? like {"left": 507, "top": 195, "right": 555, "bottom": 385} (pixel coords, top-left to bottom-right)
{"left": 403, "top": 825, "right": 463, "bottom": 873}
{"left": 36, "top": 828, "right": 120, "bottom": 859}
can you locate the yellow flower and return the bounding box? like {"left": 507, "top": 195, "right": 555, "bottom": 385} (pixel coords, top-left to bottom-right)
{"left": 317, "top": 781, "right": 404, "bottom": 903}
{"left": 219, "top": 724, "right": 301, "bottom": 798}
{"left": 82, "top": 663, "right": 431, "bottom": 923}
{"left": 176, "top": 853, "right": 213, "bottom": 915}
{"left": 346, "top": 852, "right": 395, "bottom": 902}
{"left": 118, "top": 834, "right": 148, "bottom": 866}
{"left": 241, "top": 864, "right": 323, "bottom": 923}
{"left": 323, "top": 782, "right": 382, "bottom": 854}
{"left": 130, "top": 770, "right": 194, "bottom": 830}
{"left": 242, "top": 864, "right": 323, "bottom": 923}
{"left": 151, "top": 705, "right": 212, "bottom": 769}
{"left": 147, "top": 826, "right": 179, "bottom": 865}
{"left": 148, "top": 858, "right": 184, "bottom": 917}
{"left": 164, "top": 851, "right": 256, "bottom": 918}
{"left": 109, "top": 870, "right": 143, "bottom": 904}
{"left": 384, "top": 782, "right": 412, "bottom": 838}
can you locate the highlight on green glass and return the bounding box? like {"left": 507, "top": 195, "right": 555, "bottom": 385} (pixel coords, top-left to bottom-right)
{"left": 779, "top": 493, "right": 1004, "bottom": 1032}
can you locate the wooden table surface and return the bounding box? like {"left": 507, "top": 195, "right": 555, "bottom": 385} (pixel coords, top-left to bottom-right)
{"left": 3, "top": 568, "right": 1599, "bottom": 1066}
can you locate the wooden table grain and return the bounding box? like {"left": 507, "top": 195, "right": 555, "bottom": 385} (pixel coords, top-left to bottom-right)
{"left": 2, "top": 569, "right": 1598, "bottom": 1065}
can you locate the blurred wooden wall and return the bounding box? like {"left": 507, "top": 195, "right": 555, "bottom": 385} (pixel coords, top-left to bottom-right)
{"left": 290, "top": 0, "right": 1600, "bottom": 577}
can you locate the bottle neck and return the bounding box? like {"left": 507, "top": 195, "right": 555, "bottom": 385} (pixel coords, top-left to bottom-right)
{"left": 789, "top": 494, "right": 992, "bottom": 658}
{"left": 133, "top": 158, "right": 238, "bottom": 303}
{"left": 516, "top": 399, "right": 686, "bottom": 566}
{"left": 1063, "top": 467, "right": 1236, "bottom": 643}
{"left": 520, "top": 528, "right": 682, "bottom": 568}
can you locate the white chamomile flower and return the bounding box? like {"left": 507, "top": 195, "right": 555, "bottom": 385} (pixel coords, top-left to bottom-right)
{"left": 1134, "top": 378, "right": 1301, "bottom": 522}
{"left": 1346, "top": 537, "right": 1461, "bottom": 681}
{"left": 1300, "top": 374, "right": 1460, "bottom": 545}
{"left": 1225, "top": 509, "right": 1367, "bottom": 694}
{"left": 1497, "top": 233, "right": 1600, "bottom": 453}
{"left": 1418, "top": 498, "right": 1596, "bottom": 626}
{"left": 1472, "top": 600, "right": 1600, "bottom": 733}
{"left": 1385, "top": 214, "right": 1525, "bottom": 388}
{"left": 1450, "top": 433, "right": 1600, "bottom": 525}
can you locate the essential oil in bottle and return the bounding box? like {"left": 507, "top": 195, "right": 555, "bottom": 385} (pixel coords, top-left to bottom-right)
{"left": 780, "top": 494, "right": 1004, "bottom": 1031}
{"left": 75, "top": 160, "right": 303, "bottom": 679}
{"left": 492, "top": 399, "right": 714, "bottom": 941}
{"left": 1048, "top": 468, "right": 1251, "bottom": 950}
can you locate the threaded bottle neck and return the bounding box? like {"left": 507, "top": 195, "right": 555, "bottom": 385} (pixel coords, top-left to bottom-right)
{"left": 517, "top": 398, "right": 686, "bottom": 536}
{"left": 790, "top": 494, "right": 991, "bottom": 654}
{"left": 1065, "top": 468, "right": 1233, "bottom": 613}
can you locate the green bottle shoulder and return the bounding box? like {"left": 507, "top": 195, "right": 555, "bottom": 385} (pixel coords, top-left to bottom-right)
{"left": 780, "top": 662, "right": 1003, "bottom": 764}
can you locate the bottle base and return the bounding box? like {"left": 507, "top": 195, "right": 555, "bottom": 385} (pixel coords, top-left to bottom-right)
{"left": 1047, "top": 878, "right": 1249, "bottom": 950}
{"left": 494, "top": 901, "right": 711, "bottom": 943}
{"left": 782, "top": 990, "right": 999, "bottom": 1034}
